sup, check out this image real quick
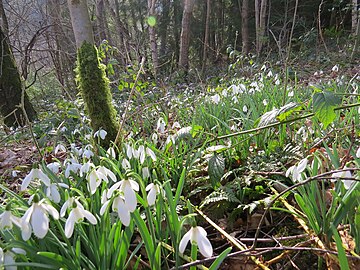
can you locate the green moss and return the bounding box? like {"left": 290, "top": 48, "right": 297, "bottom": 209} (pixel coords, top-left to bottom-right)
{"left": 76, "top": 42, "right": 119, "bottom": 147}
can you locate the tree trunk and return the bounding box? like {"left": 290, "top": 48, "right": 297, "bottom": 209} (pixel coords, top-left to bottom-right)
{"left": 0, "top": 26, "right": 37, "bottom": 127}
{"left": 148, "top": 0, "right": 158, "bottom": 77}
{"left": 241, "top": 0, "right": 250, "bottom": 54}
{"left": 178, "top": 0, "right": 195, "bottom": 71}
{"left": 255, "top": 0, "right": 267, "bottom": 55}
{"left": 67, "top": 0, "right": 119, "bottom": 147}
{"left": 201, "top": 0, "right": 210, "bottom": 74}
{"left": 173, "top": 0, "right": 182, "bottom": 63}
{"left": 352, "top": 0, "right": 359, "bottom": 34}
{"left": 159, "top": 0, "right": 170, "bottom": 57}
{"left": 95, "top": 0, "right": 108, "bottom": 43}
{"left": 0, "top": 0, "right": 9, "bottom": 34}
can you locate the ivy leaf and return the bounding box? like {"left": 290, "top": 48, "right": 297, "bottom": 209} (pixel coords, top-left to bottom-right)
{"left": 312, "top": 91, "right": 341, "bottom": 128}
{"left": 208, "top": 154, "right": 225, "bottom": 189}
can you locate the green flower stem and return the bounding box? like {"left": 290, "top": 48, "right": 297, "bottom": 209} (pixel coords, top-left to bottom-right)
{"left": 190, "top": 243, "right": 198, "bottom": 270}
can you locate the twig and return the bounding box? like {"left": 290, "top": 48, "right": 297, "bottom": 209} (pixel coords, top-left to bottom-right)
{"left": 114, "top": 57, "right": 145, "bottom": 146}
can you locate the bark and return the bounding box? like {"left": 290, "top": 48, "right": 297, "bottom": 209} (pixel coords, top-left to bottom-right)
{"left": 352, "top": 0, "right": 359, "bottom": 34}
{"left": 178, "top": 0, "right": 195, "bottom": 71}
{"left": 95, "top": 0, "right": 108, "bottom": 43}
{"left": 201, "top": 0, "right": 210, "bottom": 74}
{"left": 173, "top": 0, "right": 182, "bottom": 63}
{"left": 255, "top": 0, "right": 267, "bottom": 55}
{"left": 67, "top": 0, "right": 119, "bottom": 147}
{"left": 148, "top": 0, "right": 158, "bottom": 77}
{"left": 159, "top": 0, "right": 170, "bottom": 56}
{"left": 0, "top": 0, "right": 8, "bottom": 35}
{"left": 241, "top": 0, "right": 250, "bottom": 54}
{"left": 0, "top": 26, "right": 37, "bottom": 127}
{"left": 47, "top": 0, "right": 76, "bottom": 92}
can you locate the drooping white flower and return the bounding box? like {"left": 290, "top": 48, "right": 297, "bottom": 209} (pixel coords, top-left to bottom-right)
{"left": 94, "top": 129, "right": 107, "bottom": 140}
{"left": 288, "top": 90, "right": 294, "bottom": 97}
{"left": 145, "top": 183, "right": 163, "bottom": 206}
{"left": 211, "top": 94, "right": 221, "bottom": 104}
{"left": 0, "top": 247, "right": 15, "bottom": 270}
{"left": 146, "top": 147, "right": 157, "bottom": 161}
{"left": 63, "top": 199, "right": 97, "bottom": 238}
{"left": 332, "top": 65, "right": 339, "bottom": 72}
{"left": 87, "top": 168, "right": 108, "bottom": 195}
{"left": 80, "top": 161, "right": 95, "bottom": 177}
{"left": 46, "top": 183, "right": 69, "bottom": 203}
{"left": 332, "top": 167, "right": 354, "bottom": 189}
{"left": 286, "top": 158, "right": 308, "bottom": 182}
{"left": 243, "top": 105, "right": 248, "bottom": 113}
{"left": 107, "top": 147, "right": 116, "bottom": 159}
{"left": 0, "top": 208, "right": 21, "bottom": 230}
{"left": 157, "top": 117, "right": 166, "bottom": 133}
{"left": 47, "top": 162, "right": 61, "bottom": 174}
{"left": 21, "top": 168, "right": 51, "bottom": 191}
{"left": 356, "top": 147, "right": 360, "bottom": 158}
{"left": 262, "top": 99, "right": 268, "bottom": 106}
{"left": 97, "top": 166, "right": 117, "bottom": 182}
{"left": 82, "top": 145, "right": 94, "bottom": 159}
{"left": 64, "top": 158, "right": 82, "bottom": 178}
{"left": 21, "top": 198, "right": 59, "bottom": 240}
{"left": 121, "top": 159, "right": 131, "bottom": 170}
{"left": 100, "top": 194, "right": 131, "bottom": 226}
{"left": 107, "top": 179, "right": 139, "bottom": 212}
{"left": 179, "top": 226, "right": 213, "bottom": 258}
{"left": 142, "top": 167, "right": 150, "bottom": 179}
{"left": 54, "top": 144, "right": 66, "bottom": 155}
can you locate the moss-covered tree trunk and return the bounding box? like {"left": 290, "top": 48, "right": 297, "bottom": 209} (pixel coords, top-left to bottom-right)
{"left": 0, "top": 26, "right": 37, "bottom": 127}
{"left": 67, "top": 0, "right": 118, "bottom": 147}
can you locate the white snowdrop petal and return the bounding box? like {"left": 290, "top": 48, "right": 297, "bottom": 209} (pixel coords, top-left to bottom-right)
{"left": 123, "top": 184, "right": 137, "bottom": 212}
{"left": 117, "top": 202, "right": 131, "bottom": 226}
{"left": 21, "top": 222, "right": 32, "bottom": 241}
{"left": 197, "top": 235, "right": 213, "bottom": 258}
{"left": 356, "top": 147, "right": 360, "bottom": 158}
{"left": 147, "top": 186, "right": 157, "bottom": 206}
{"left": 65, "top": 211, "right": 76, "bottom": 238}
{"left": 100, "top": 200, "right": 111, "bottom": 215}
{"left": 82, "top": 209, "right": 97, "bottom": 225}
{"left": 21, "top": 169, "right": 34, "bottom": 191}
{"left": 31, "top": 206, "right": 49, "bottom": 238}
{"left": 43, "top": 204, "right": 59, "bottom": 220}
{"left": 146, "top": 148, "right": 157, "bottom": 161}
{"left": 179, "top": 230, "right": 192, "bottom": 253}
{"left": 129, "top": 180, "right": 139, "bottom": 191}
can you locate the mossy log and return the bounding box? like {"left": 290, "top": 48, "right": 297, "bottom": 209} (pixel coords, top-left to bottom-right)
{"left": 76, "top": 42, "right": 119, "bottom": 147}
{"left": 0, "top": 27, "right": 37, "bottom": 127}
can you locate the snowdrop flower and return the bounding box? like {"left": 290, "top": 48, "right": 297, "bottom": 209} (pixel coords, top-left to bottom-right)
{"left": 107, "top": 179, "right": 139, "bottom": 212}
{"left": 146, "top": 183, "right": 163, "bottom": 206}
{"left": 0, "top": 206, "right": 21, "bottom": 230}
{"left": 262, "top": 99, "right": 268, "bottom": 106}
{"left": 54, "top": 144, "right": 66, "bottom": 155}
{"left": 82, "top": 145, "right": 94, "bottom": 159}
{"left": 21, "top": 168, "right": 51, "bottom": 191}
{"left": 70, "top": 143, "right": 81, "bottom": 156}
{"left": 46, "top": 183, "right": 69, "bottom": 203}
{"left": 243, "top": 105, "right": 248, "bottom": 113}
{"left": 267, "top": 70, "right": 273, "bottom": 77}
{"left": 64, "top": 158, "right": 82, "bottom": 178}
{"left": 94, "top": 129, "right": 107, "bottom": 140}
{"left": 121, "top": 158, "right": 131, "bottom": 170}
{"left": 232, "top": 96, "right": 239, "bottom": 104}
{"left": 151, "top": 133, "right": 158, "bottom": 144}
{"left": 63, "top": 199, "right": 97, "bottom": 238}
{"left": 286, "top": 158, "right": 308, "bottom": 182}
{"left": 97, "top": 166, "right": 117, "bottom": 182}
{"left": 157, "top": 117, "right": 166, "bottom": 133}
{"left": 87, "top": 167, "right": 109, "bottom": 194}
{"left": 146, "top": 147, "right": 157, "bottom": 161}
{"left": 80, "top": 161, "right": 95, "bottom": 177}
{"left": 21, "top": 197, "right": 59, "bottom": 240}
{"left": 288, "top": 91, "right": 294, "bottom": 97}
{"left": 332, "top": 65, "right": 339, "bottom": 72}
{"left": 47, "top": 162, "right": 61, "bottom": 174}
{"left": 221, "top": 89, "right": 228, "bottom": 97}
{"left": 60, "top": 126, "right": 67, "bottom": 133}
{"left": 211, "top": 94, "right": 221, "bottom": 104}
{"left": 179, "top": 226, "right": 213, "bottom": 258}
{"left": 0, "top": 247, "right": 16, "bottom": 270}
{"left": 138, "top": 145, "right": 146, "bottom": 164}
{"left": 356, "top": 147, "right": 360, "bottom": 158}
{"left": 142, "top": 167, "right": 150, "bottom": 179}
{"left": 11, "top": 170, "right": 19, "bottom": 178}
{"left": 100, "top": 193, "right": 131, "bottom": 226}
{"left": 332, "top": 167, "right": 354, "bottom": 189}
{"left": 172, "top": 122, "right": 181, "bottom": 129}
{"left": 107, "top": 147, "right": 116, "bottom": 159}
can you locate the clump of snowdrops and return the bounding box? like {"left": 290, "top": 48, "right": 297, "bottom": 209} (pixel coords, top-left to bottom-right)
{"left": 0, "top": 127, "right": 229, "bottom": 269}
